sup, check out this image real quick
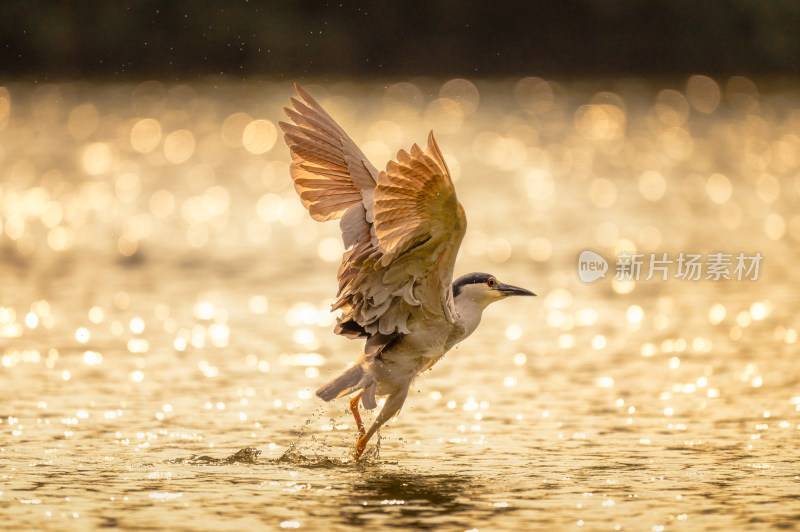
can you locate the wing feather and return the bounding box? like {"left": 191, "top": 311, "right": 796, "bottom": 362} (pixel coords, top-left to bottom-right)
{"left": 284, "top": 134, "right": 347, "bottom": 164}
{"left": 282, "top": 85, "right": 467, "bottom": 347}
{"left": 280, "top": 84, "right": 378, "bottom": 222}
{"left": 373, "top": 133, "right": 464, "bottom": 264}
{"left": 338, "top": 131, "right": 467, "bottom": 334}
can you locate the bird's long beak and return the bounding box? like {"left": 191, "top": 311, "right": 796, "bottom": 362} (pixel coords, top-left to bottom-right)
{"left": 497, "top": 283, "right": 536, "bottom": 297}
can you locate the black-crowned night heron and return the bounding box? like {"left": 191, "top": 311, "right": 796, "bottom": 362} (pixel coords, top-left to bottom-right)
{"left": 280, "top": 84, "right": 535, "bottom": 460}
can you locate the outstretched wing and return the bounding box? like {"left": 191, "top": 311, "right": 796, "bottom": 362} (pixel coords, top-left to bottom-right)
{"left": 337, "top": 133, "right": 467, "bottom": 346}
{"left": 280, "top": 85, "right": 467, "bottom": 351}
{"left": 279, "top": 84, "right": 377, "bottom": 237}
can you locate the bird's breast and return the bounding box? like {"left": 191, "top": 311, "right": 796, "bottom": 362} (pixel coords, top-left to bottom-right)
{"left": 368, "top": 321, "right": 464, "bottom": 396}
{"left": 398, "top": 321, "right": 464, "bottom": 364}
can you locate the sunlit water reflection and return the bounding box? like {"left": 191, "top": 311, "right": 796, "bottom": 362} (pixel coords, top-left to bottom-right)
{"left": 1, "top": 78, "right": 799, "bottom": 530}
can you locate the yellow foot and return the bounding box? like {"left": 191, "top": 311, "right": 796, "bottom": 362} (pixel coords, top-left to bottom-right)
{"left": 352, "top": 434, "right": 368, "bottom": 461}
{"left": 349, "top": 391, "right": 365, "bottom": 437}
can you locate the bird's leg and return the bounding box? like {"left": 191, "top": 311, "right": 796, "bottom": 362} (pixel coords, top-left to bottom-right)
{"left": 349, "top": 390, "right": 365, "bottom": 438}
{"left": 351, "top": 386, "right": 409, "bottom": 461}
{"left": 352, "top": 431, "right": 371, "bottom": 461}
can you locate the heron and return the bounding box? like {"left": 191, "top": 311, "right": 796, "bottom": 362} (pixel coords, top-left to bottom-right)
{"left": 280, "top": 84, "right": 536, "bottom": 460}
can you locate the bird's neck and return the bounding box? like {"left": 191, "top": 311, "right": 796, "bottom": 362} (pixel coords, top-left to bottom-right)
{"left": 453, "top": 292, "right": 487, "bottom": 341}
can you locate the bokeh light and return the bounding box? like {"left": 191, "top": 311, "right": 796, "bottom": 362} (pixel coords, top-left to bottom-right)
{"left": 130, "top": 118, "right": 163, "bottom": 153}
{"left": 164, "top": 129, "right": 195, "bottom": 163}
{"left": 242, "top": 119, "right": 277, "bottom": 154}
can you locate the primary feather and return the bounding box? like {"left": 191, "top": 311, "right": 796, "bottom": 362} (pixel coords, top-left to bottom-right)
{"left": 280, "top": 84, "right": 467, "bottom": 355}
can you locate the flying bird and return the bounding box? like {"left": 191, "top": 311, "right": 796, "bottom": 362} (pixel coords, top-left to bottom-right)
{"left": 280, "top": 84, "right": 535, "bottom": 460}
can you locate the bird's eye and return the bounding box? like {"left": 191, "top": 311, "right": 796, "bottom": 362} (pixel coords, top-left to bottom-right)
{"left": 487, "top": 278, "right": 495, "bottom": 288}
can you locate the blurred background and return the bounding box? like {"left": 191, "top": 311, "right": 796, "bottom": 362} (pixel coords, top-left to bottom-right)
{"left": 2, "top": 0, "right": 800, "bottom": 80}
{"left": 2, "top": 2, "right": 800, "bottom": 531}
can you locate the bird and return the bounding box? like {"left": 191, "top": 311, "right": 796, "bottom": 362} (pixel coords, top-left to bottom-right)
{"left": 279, "top": 84, "right": 536, "bottom": 460}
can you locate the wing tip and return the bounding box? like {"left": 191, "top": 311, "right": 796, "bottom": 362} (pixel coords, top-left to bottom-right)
{"left": 293, "top": 82, "right": 309, "bottom": 99}
{"left": 278, "top": 120, "right": 293, "bottom": 134}
{"left": 292, "top": 83, "right": 326, "bottom": 115}
{"left": 425, "top": 130, "right": 450, "bottom": 177}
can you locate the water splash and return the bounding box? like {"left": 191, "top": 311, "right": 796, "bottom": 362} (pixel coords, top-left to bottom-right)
{"left": 165, "top": 447, "right": 262, "bottom": 465}
{"left": 275, "top": 441, "right": 381, "bottom": 468}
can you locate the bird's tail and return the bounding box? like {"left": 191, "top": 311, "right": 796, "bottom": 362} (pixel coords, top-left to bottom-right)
{"left": 315, "top": 363, "right": 377, "bottom": 408}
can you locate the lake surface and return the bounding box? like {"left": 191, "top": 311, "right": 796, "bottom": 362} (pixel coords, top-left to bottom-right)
{"left": 1, "top": 77, "right": 799, "bottom": 530}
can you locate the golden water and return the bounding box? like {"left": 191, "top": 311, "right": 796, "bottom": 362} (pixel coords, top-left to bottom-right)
{"left": 1, "top": 78, "right": 799, "bottom": 530}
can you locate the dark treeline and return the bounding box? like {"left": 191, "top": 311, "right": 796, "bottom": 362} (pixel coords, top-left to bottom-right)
{"left": 2, "top": 0, "right": 799, "bottom": 80}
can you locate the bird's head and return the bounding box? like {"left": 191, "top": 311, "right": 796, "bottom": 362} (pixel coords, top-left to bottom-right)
{"left": 452, "top": 272, "right": 536, "bottom": 310}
